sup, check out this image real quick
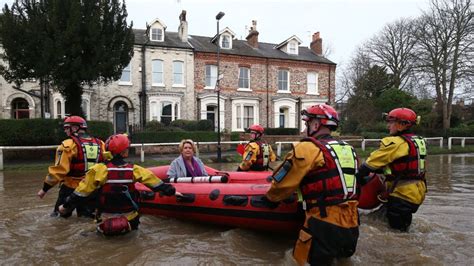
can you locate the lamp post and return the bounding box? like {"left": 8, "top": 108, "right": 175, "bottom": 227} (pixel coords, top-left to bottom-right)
{"left": 215, "top": 11, "right": 225, "bottom": 162}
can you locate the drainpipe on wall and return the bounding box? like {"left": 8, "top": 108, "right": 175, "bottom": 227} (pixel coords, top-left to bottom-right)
{"left": 140, "top": 26, "right": 150, "bottom": 129}
{"left": 140, "top": 44, "right": 147, "bottom": 128}
{"left": 328, "top": 65, "right": 332, "bottom": 105}
{"left": 266, "top": 58, "right": 270, "bottom": 128}
{"left": 297, "top": 96, "right": 302, "bottom": 131}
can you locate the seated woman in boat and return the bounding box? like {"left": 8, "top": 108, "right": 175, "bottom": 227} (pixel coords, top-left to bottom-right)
{"left": 167, "top": 139, "right": 208, "bottom": 178}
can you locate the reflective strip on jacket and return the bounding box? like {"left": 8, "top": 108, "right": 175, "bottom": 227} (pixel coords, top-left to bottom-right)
{"left": 69, "top": 135, "right": 104, "bottom": 177}
{"left": 239, "top": 140, "right": 276, "bottom": 171}
{"left": 364, "top": 134, "right": 427, "bottom": 205}
{"left": 299, "top": 137, "right": 359, "bottom": 205}
{"left": 73, "top": 162, "right": 164, "bottom": 219}
{"left": 98, "top": 162, "right": 138, "bottom": 214}
{"left": 44, "top": 138, "right": 104, "bottom": 189}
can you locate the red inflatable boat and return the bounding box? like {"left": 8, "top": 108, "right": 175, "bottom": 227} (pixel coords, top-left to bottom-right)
{"left": 136, "top": 165, "right": 385, "bottom": 233}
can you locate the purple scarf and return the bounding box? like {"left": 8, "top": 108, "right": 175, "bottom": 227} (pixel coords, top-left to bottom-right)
{"left": 184, "top": 157, "right": 203, "bottom": 177}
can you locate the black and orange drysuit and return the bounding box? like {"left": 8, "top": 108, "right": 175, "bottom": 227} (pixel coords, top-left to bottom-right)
{"left": 358, "top": 133, "right": 427, "bottom": 231}
{"left": 238, "top": 140, "right": 277, "bottom": 171}
{"left": 41, "top": 134, "right": 105, "bottom": 217}
{"left": 266, "top": 135, "right": 359, "bottom": 265}
{"left": 62, "top": 157, "right": 176, "bottom": 235}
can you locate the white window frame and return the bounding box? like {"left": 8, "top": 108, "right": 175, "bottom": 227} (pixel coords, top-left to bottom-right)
{"left": 119, "top": 63, "right": 132, "bottom": 85}
{"left": 199, "top": 95, "right": 225, "bottom": 132}
{"left": 81, "top": 97, "right": 90, "bottom": 120}
{"left": 307, "top": 72, "right": 319, "bottom": 95}
{"left": 150, "top": 28, "right": 164, "bottom": 42}
{"left": 279, "top": 107, "right": 289, "bottom": 128}
{"left": 231, "top": 99, "right": 259, "bottom": 131}
{"left": 273, "top": 98, "right": 297, "bottom": 129}
{"left": 150, "top": 100, "right": 159, "bottom": 121}
{"left": 221, "top": 34, "right": 232, "bottom": 49}
{"left": 277, "top": 70, "right": 290, "bottom": 93}
{"left": 53, "top": 94, "right": 65, "bottom": 119}
{"left": 238, "top": 67, "right": 250, "bottom": 91}
{"left": 152, "top": 59, "right": 164, "bottom": 86}
{"left": 173, "top": 60, "right": 185, "bottom": 87}
{"left": 288, "top": 41, "right": 298, "bottom": 55}
{"left": 149, "top": 96, "right": 181, "bottom": 123}
{"left": 205, "top": 65, "right": 217, "bottom": 89}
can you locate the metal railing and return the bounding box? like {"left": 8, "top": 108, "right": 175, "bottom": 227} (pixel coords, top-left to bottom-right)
{"left": 0, "top": 137, "right": 467, "bottom": 170}
{"left": 448, "top": 137, "right": 474, "bottom": 150}
{"left": 275, "top": 137, "right": 446, "bottom": 157}
{"left": 0, "top": 141, "right": 247, "bottom": 171}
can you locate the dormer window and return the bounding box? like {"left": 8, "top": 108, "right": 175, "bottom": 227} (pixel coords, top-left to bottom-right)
{"left": 151, "top": 28, "right": 163, "bottom": 41}
{"left": 288, "top": 41, "right": 297, "bottom": 54}
{"left": 148, "top": 18, "right": 167, "bottom": 42}
{"left": 275, "top": 35, "right": 302, "bottom": 55}
{"left": 213, "top": 28, "right": 236, "bottom": 49}
{"left": 221, "top": 35, "right": 230, "bottom": 48}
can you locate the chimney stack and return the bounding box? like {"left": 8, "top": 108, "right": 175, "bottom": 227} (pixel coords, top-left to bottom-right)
{"left": 246, "top": 20, "right": 259, "bottom": 48}
{"left": 310, "top": 32, "right": 322, "bottom": 56}
{"left": 178, "top": 10, "right": 188, "bottom": 42}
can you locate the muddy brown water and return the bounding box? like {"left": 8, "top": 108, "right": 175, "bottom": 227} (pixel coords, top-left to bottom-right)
{"left": 0, "top": 154, "right": 473, "bottom": 265}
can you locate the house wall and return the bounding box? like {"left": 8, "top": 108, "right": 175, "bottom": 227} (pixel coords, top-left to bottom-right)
{"left": 194, "top": 51, "right": 336, "bottom": 132}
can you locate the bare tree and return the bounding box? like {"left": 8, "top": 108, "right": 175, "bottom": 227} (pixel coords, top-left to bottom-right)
{"left": 368, "top": 18, "right": 417, "bottom": 90}
{"left": 413, "top": 0, "right": 473, "bottom": 129}
{"left": 336, "top": 47, "right": 369, "bottom": 104}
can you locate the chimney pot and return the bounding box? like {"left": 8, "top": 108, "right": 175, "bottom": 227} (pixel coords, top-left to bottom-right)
{"left": 310, "top": 31, "right": 323, "bottom": 55}
{"left": 178, "top": 10, "right": 188, "bottom": 42}
{"left": 246, "top": 20, "right": 259, "bottom": 48}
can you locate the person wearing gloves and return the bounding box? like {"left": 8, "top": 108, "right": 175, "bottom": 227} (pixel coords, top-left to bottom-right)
{"left": 37, "top": 116, "right": 105, "bottom": 218}
{"left": 266, "top": 104, "right": 359, "bottom": 266}
{"left": 356, "top": 108, "right": 427, "bottom": 232}
{"left": 237, "top": 124, "right": 276, "bottom": 171}
{"left": 58, "top": 134, "right": 178, "bottom": 236}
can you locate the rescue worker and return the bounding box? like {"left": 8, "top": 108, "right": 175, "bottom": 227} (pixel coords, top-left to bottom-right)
{"left": 237, "top": 124, "right": 276, "bottom": 171}
{"left": 37, "top": 116, "right": 105, "bottom": 218}
{"left": 356, "top": 108, "right": 427, "bottom": 232}
{"left": 266, "top": 104, "right": 359, "bottom": 266}
{"left": 58, "top": 134, "right": 178, "bottom": 236}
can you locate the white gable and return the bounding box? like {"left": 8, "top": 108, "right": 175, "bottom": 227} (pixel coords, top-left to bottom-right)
{"left": 275, "top": 35, "right": 303, "bottom": 55}
{"left": 148, "top": 18, "right": 167, "bottom": 42}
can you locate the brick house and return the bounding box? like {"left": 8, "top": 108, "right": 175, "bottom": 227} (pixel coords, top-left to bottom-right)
{"left": 0, "top": 12, "right": 336, "bottom": 134}
{"left": 190, "top": 20, "right": 336, "bottom": 132}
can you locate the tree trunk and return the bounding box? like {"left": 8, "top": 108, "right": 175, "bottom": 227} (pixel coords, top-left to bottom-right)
{"left": 63, "top": 82, "right": 84, "bottom": 117}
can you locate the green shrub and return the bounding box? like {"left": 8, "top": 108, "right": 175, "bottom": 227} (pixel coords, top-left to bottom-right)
{"left": 87, "top": 121, "right": 114, "bottom": 141}
{"left": 197, "top": 119, "right": 214, "bottom": 131}
{"left": 265, "top": 127, "right": 300, "bottom": 135}
{"left": 144, "top": 121, "right": 167, "bottom": 131}
{"left": 133, "top": 131, "right": 218, "bottom": 143}
{"left": 230, "top": 132, "right": 240, "bottom": 141}
{"left": 360, "top": 131, "right": 386, "bottom": 139}
{"left": 0, "top": 119, "right": 113, "bottom": 145}
{"left": 170, "top": 119, "right": 214, "bottom": 131}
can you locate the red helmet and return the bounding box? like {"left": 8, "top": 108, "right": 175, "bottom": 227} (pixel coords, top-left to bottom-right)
{"left": 64, "top": 116, "right": 87, "bottom": 129}
{"left": 248, "top": 124, "right": 264, "bottom": 134}
{"left": 301, "top": 104, "right": 339, "bottom": 127}
{"left": 384, "top": 108, "right": 417, "bottom": 125}
{"left": 106, "top": 134, "right": 130, "bottom": 155}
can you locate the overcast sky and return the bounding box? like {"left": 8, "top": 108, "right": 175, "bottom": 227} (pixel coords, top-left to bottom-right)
{"left": 124, "top": 0, "right": 431, "bottom": 66}
{"left": 0, "top": 0, "right": 431, "bottom": 65}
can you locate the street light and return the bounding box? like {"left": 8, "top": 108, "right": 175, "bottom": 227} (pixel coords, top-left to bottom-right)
{"left": 215, "top": 11, "right": 225, "bottom": 162}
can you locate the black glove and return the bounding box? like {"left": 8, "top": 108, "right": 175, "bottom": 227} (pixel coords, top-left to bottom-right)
{"left": 356, "top": 164, "right": 374, "bottom": 186}
{"left": 259, "top": 195, "right": 280, "bottom": 209}
{"left": 155, "top": 183, "right": 176, "bottom": 196}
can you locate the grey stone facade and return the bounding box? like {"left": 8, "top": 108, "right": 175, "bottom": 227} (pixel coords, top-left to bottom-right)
{"left": 0, "top": 13, "right": 336, "bottom": 134}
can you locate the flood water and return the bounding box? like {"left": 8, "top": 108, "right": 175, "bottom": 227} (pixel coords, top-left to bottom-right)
{"left": 1, "top": 154, "right": 473, "bottom": 265}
